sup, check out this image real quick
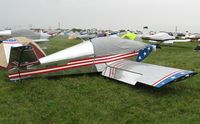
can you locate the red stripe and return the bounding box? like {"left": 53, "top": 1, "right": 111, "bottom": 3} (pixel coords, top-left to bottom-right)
{"left": 0, "top": 66, "right": 6, "bottom": 70}
{"left": 152, "top": 71, "right": 179, "bottom": 86}
{"left": 68, "top": 51, "right": 138, "bottom": 65}
{"left": 30, "top": 43, "right": 46, "bottom": 59}
{"left": 9, "top": 55, "right": 132, "bottom": 79}
{"left": 3, "top": 42, "right": 18, "bottom": 44}
{"left": 10, "top": 51, "right": 138, "bottom": 76}
{"left": 109, "top": 67, "right": 112, "bottom": 77}
{"left": 10, "top": 63, "right": 94, "bottom": 79}
{"left": 109, "top": 62, "right": 120, "bottom": 78}
{"left": 9, "top": 53, "right": 138, "bottom": 80}
{"left": 113, "top": 62, "right": 125, "bottom": 78}
{"left": 10, "top": 52, "right": 137, "bottom": 79}
{"left": 111, "top": 61, "right": 124, "bottom": 78}
{"left": 9, "top": 52, "right": 138, "bottom": 80}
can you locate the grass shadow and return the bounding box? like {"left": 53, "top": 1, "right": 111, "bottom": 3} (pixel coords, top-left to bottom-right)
{"left": 46, "top": 72, "right": 101, "bottom": 80}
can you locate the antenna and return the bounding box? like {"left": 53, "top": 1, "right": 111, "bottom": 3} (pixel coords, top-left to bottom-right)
{"left": 58, "top": 22, "right": 61, "bottom": 29}
{"left": 175, "top": 26, "right": 177, "bottom": 33}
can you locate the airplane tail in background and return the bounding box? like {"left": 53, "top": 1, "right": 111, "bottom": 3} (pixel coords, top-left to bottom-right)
{"left": 185, "top": 31, "right": 190, "bottom": 38}
{"left": 142, "top": 26, "right": 149, "bottom": 36}
{"left": 0, "top": 30, "right": 11, "bottom": 36}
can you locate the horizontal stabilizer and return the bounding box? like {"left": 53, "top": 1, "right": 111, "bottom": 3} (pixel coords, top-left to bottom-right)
{"left": 102, "top": 60, "right": 196, "bottom": 88}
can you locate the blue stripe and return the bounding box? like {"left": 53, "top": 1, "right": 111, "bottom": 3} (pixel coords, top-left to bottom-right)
{"left": 155, "top": 71, "right": 194, "bottom": 88}
{"left": 3, "top": 39, "right": 17, "bottom": 43}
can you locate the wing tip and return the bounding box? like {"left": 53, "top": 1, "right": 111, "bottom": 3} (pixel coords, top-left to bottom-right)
{"left": 155, "top": 71, "right": 197, "bottom": 88}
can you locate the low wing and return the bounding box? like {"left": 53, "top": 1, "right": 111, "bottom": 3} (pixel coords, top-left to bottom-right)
{"left": 149, "top": 40, "right": 173, "bottom": 44}
{"left": 149, "top": 39, "right": 191, "bottom": 44}
{"left": 172, "top": 39, "right": 191, "bottom": 42}
{"left": 149, "top": 40, "right": 158, "bottom": 43}
{"left": 101, "top": 59, "right": 196, "bottom": 88}
{"left": 163, "top": 40, "right": 174, "bottom": 44}
{"left": 163, "top": 39, "right": 191, "bottom": 44}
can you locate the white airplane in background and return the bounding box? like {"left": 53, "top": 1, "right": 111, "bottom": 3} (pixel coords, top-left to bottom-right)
{"left": 0, "top": 29, "right": 50, "bottom": 43}
{"left": 142, "top": 32, "right": 191, "bottom": 45}
{"left": 182, "top": 31, "right": 200, "bottom": 41}
{"left": 35, "top": 30, "right": 51, "bottom": 42}
{"left": 4, "top": 37, "right": 195, "bottom": 89}
{"left": 76, "top": 33, "right": 96, "bottom": 41}
{"left": 141, "top": 26, "right": 191, "bottom": 45}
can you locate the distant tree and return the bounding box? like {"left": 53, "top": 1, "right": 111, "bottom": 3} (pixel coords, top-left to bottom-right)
{"left": 119, "top": 30, "right": 126, "bottom": 32}
{"left": 72, "top": 28, "right": 82, "bottom": 32}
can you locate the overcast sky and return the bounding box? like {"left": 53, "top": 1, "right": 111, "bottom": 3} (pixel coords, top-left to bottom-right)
{"left": 0, "top": 0, "right": 200, "bottom": 32}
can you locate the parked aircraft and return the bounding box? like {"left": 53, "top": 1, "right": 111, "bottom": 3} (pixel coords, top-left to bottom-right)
{"left": 181, "top": 31, "right": 200, "bottom": 40}
{"left": 5, "top": 37, "right": 195, "bottom": 88}
{"left": 143, "top": 32, "right": 190, "bottom": 43}
{"left": 0, "top": 29, "right": 50, "bottom": 43}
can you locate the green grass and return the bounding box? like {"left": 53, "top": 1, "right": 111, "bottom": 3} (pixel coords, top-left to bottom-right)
{"left": 0, "top": 36, "right": 200, "bottom": 123}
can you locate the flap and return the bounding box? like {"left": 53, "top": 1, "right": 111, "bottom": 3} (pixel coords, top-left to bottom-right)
{"left": 102, "top": 60, "right": 195, "bottom": 88}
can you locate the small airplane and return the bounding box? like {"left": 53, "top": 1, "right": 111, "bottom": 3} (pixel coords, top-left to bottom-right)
{"left": 141, "top": 26, "right": 191, "bottom": 45}
{"left": 5, "top": 37, "right": 196, "bottom": 88}
{"left": 76, "top": 33, "right": 96, "bottom": 41}
{"left": 142, "top": 32, "right": 191, "bottom": 44}
{"left": 0, "top": 29, "right": 50, "bottom": 43}
{"left": 181, "top": 31, "right": 200, "bottom": 41}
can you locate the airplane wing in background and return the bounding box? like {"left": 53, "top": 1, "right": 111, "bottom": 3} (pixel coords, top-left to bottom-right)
{"left": 149, "top": 39, "right": 191, "bottom": 44}
{"left": 102, "top": 59, "right": 196, "bottom": 88}
{"left": 33, "top": 38, "right": 49, "bottom": 43}
{"left": 163, "top": 39, "right": 191, "bottom": 44}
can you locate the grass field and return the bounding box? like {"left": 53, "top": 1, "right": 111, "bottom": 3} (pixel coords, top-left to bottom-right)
{"left": 0, "top": 36, "right": 200, "bottom": 123}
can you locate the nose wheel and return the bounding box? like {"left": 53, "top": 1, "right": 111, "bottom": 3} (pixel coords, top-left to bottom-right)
{"left": 155, "top": 44, "right": 162, "bottom": 49}
{"left": 194, "top": 40, "right": 200, "bottom": 51}
{"left": 194, "top": 44, "right": 200, "bottom": 51}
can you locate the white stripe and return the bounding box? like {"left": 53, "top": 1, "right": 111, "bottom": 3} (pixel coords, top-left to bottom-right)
{"left": 68, "top": 51, "right": 139, "bottom": 65}
{"left": 68, "top": 58, "right": 94, "bottom": 65}
{"left": 9, "top": 52, "right": 138, "bottom": 78}
{"left": 10, "top": 52, "right": 138, "bottom": 78}
{"left": 68, "top": 53, "right": 129, "bottom": 65}
{"left": 9, "top": 61, "right": 94, "bottom": 78}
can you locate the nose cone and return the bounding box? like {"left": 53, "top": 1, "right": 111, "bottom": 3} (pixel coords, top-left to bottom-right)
{"left": 0, "top": 30, "right": 11, "bottom": 36}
